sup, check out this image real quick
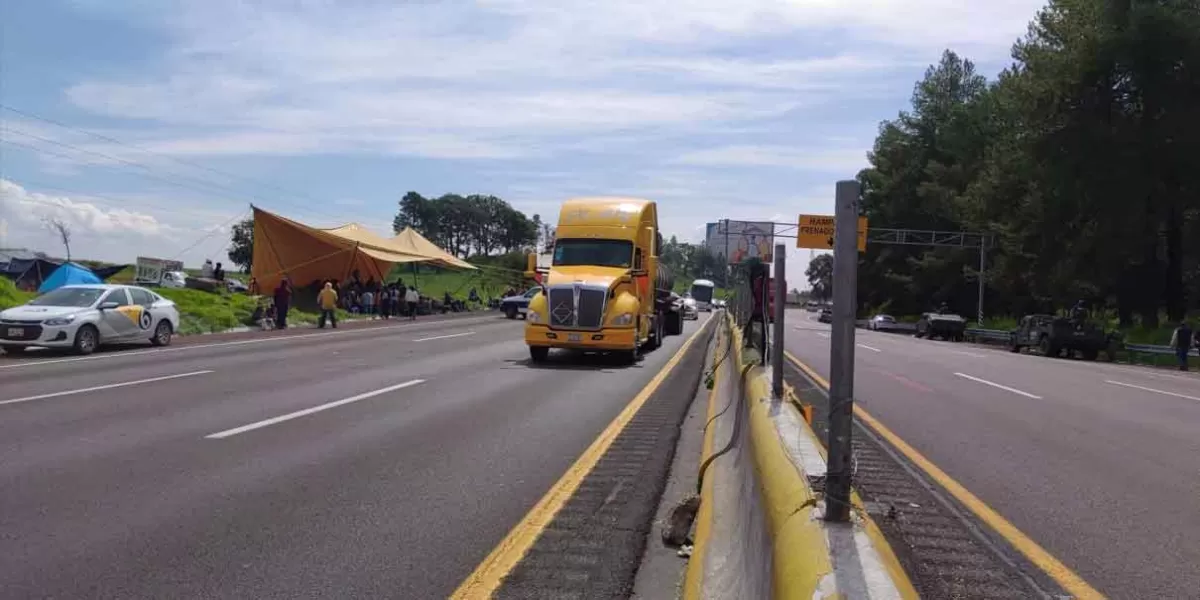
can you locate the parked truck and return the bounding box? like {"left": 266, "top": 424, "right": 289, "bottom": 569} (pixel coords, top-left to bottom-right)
{"left": 524, "top": 197, "right": 679, "bottom": 364}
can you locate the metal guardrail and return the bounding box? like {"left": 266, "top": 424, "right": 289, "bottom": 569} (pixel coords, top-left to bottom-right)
{"left": 965, "top": 328, "right": 1012, "bottom": 343}
{"left": 1125, "top": 343, "right": 1200, "bottom": 357}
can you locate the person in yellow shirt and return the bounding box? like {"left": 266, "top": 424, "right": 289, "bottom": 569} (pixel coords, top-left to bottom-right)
{"left": 317, "top": 281, "right": 339, "bottom": 329}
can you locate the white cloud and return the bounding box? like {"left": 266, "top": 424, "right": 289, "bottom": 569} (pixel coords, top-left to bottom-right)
{"left": 60, "top": 0, "right": 1043, "bottom": 161}
{"left": 0, "top": 179, "right": 231, "bottom": 266}
{"left": 673, "top": 145, "right": 869, "bottom": 172}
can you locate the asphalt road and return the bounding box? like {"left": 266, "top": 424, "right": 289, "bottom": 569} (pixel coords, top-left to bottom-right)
{"left": 786, "top": 308, "right": 1200, "bottom": 600}
{"left": 0, "top": 312, "right": 708, "bottom": 599}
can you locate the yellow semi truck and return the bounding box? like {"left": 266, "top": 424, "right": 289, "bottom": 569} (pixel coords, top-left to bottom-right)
{"left": 524, "top": 197, "right": 683, "bottom": 363}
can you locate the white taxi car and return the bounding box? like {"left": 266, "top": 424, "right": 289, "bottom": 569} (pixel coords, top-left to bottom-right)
{"left": 0, "top": 284, "right": 180, "bottom": 355}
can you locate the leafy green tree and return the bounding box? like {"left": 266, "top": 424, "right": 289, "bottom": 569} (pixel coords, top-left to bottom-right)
{"left": 227, "top": 218, "right": 254, "bottom": 272}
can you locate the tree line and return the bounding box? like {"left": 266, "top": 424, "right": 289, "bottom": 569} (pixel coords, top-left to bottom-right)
{"left": 393, "top": 192, "right": 541, "bottom": 258}
{"left": 856, "top": 0, "right": 1200, "bottom": 328}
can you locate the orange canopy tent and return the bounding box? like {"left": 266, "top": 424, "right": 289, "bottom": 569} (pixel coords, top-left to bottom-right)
{"left": 389, "top": 228, "right": 475, "bottom": 270}
{"left": 250, "top": 206, "right": 475, "bottom": 294}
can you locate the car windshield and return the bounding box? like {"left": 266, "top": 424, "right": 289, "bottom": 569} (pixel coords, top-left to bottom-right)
{"left": 28, "top": 287, "right": 104, "bottom": 307}
{"left": 553, "top": 239, "right": 633, "bottom": 268}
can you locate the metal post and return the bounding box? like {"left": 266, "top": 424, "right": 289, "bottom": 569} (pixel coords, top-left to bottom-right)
{"left": 977, "top": 238, "right": 987, "bottom": 326}
{"left": 825, "top": 180, "right": 859, "bottom": 522}
{"left": 772, "top": 244, "right": 786, "bottom": 398}
{"left": 724, "top": 219, "right": 731, "bottom": 290}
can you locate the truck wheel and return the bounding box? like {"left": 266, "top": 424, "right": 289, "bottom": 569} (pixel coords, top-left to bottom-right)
{"left": 505, "top": 306, "right": 517, "bottom": 319}
{"left": 529, "top": 346, "right": 549, "bottom": 362}
{"left": 623, "top": 344, "right": 640, "bottom": 365}
{"left": 1082, "top": 349, "right": 1099, "bottom": 361}
{"left": 1010, "top": 340, "right": 1021, "bottom": 353}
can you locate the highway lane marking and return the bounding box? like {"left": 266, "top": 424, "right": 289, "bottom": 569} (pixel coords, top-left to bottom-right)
{"left": 879, "top": 370, "right": 933, "bottom": 393}
{"left": 857, "top": 343, "right": 881, "bottom": 352}
{"left": 0, "top": 315, "right": 500, "bottom": 371}
{"left": 450, "top": 318, "right": 713, "bottom": 599}
{"left": 0, "top": 370, "right": 214, "bottom": 407}
{"left": 953, "top": 373, "right": 1042, "bottom": 399}
{"left": 949, "top": 350, "right": 986, "bottom": 358}
{"left": 204, "top": 379, "right": 425, "bottom": 439}
{"left": 782, "top": 350, "right": 1106, "bottom": 600}
{"left": 412, "top": 331, "right": 475, "bottom": 342}
{"left": 1106, "top": 380, "right": 1200, "bottom": 402}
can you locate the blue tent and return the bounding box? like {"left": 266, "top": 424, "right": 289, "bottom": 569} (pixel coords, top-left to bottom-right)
{"left": 37, "top": 262, "right": 102, "bottom": 294}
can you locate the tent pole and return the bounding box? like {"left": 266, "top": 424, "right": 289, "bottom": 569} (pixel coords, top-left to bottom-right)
{"left": 342, "top": 242, "right": 359, "bottom": 285}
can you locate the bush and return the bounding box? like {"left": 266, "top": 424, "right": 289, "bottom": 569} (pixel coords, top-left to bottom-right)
{"left": 0, "top": 279, "right": 35, "bottom": 310}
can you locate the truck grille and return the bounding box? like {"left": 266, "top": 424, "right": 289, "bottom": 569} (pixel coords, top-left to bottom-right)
{"left": 547, "top": 284, "right": 608, "bottom": 330}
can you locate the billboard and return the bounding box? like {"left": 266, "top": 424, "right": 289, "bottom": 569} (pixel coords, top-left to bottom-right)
{"left": 705, "top": 220, "right": 775, "bottom": 265}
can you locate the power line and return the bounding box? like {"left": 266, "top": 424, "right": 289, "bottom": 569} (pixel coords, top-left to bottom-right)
{"left": 0, "top": 103, "right": 340, "bottom": 214}
{"left": 0, "top": 135, "right": 335, "bottom": 225}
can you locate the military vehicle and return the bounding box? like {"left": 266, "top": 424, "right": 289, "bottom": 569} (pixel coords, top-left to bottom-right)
{"left": 915, "top": 310, "right": 967, "bottom": 341}
{"left": 1009, "top": 314, "right": 1116, "bottom": 361}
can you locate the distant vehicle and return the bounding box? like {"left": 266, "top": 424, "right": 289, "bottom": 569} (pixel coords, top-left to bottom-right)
{"left": 0, "top": 284, "right": 180, "bottom": 355}
{"left": 915, "top": 311, "right": 967, "bottom": 341}
{"left": 501, "top": 287, "right": 542, "bottom": 319}
{"left": 868, "top": 314, "right": 896, "bottom": 330}
{"left": 689, "top": 279, "right": 715, "bottom": 312}
{"left": 681, "top": 296, "right": 699, "bottom": 320}
{"left": 818, "top": 307, "right": 832, "bottom": 323}
{"left": 159, "top": 271, "right": 188, "bottom": 289}
{"left": 225, "top": 278, "right": 248, "bottom": 293}
{"left": 1010, "top": 314, "right": 1116, "bottom": 361}
{"left": 806, "top": 301, "right": 820, "bottom": 312}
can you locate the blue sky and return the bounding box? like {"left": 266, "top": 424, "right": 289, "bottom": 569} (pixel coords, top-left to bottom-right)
{"left": 0, "top": 0, "right": 1045, "bottom": 287}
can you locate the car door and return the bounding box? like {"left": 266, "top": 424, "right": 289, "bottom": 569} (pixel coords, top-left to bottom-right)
{"left": 97, "top": 288, "right": 138, "bottom": 340}
{"left": 127, "top": 287, "right": 160, "bottom": 336}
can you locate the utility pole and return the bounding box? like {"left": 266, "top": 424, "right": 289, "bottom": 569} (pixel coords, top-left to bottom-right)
{"left": 772, "top": 244, "right": 786, "bottom": 398}
{"left": 977, "top": 238, "right": 987, "bottom": 326}
{"left": 825, "top": 180, "right": 860, "bottom": 522}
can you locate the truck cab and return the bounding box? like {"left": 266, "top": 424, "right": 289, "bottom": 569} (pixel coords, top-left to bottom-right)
{"left": 524, "top": 197, "right": 677, "bottom": 364}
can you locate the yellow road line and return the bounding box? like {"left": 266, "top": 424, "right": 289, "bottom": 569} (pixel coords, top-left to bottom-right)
{"left": 450, "top": 319, "right": 713, "bottom": 599}
{"left": 782, "top": 350, "right": 1107, "bottom": 600}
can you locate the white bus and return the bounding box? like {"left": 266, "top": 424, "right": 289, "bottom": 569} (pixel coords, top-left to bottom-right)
{"left": 689, "top": 279, "right": 716, "bottom": 312}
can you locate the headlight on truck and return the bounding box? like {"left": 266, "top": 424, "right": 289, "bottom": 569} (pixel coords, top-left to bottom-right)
{"left": 611, "top": 312, "right": 635, "bottom": 327}
{"left": 527, "top": 311, "right": 541, "bottom": 323}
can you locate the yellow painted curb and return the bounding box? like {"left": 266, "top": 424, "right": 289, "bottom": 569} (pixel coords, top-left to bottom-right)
{"left": 682, "top": 325, "right": 722, "bottom": 600}
{"left": 724, "top": 315, "right": 918, "bottom": 600}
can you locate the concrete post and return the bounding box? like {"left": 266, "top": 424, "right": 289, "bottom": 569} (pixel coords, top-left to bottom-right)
{"left": 772, "top": 244, "right": 786, "bottom": 398}
{"left": 825, "top": 180, "right": 860, "bottom": 522}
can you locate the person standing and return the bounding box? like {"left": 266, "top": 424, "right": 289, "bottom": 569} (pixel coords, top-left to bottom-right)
{"left": 274, "top": 278, "right": 293, "bottom": 330}
{"left": 317, "top": 281, "right": 338, "bottom": 329}
{"left": 1170, "top": 320, "right": 1193, "bottom": 371}
{"left": 362, "top": 287, "right": 375, "bottom": 320}
{"left": 405, "top": 286, "right": 420, "bottom": 321}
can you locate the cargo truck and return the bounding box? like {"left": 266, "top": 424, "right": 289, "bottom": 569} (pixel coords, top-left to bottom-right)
{"left": 524, "top": 197, "right": 681, "bottom": 364}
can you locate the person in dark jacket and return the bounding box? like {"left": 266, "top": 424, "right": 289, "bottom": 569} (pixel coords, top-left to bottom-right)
{"left": 274, "top": 278, "right": 293, "bottom": 330}
{"left": 1170, "top": 321, "right": 1193, "bottom": 371}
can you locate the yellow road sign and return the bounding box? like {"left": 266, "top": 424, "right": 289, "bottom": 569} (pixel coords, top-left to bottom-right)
{"left": 797, "top": 214, "right": 867, "bottom": 251}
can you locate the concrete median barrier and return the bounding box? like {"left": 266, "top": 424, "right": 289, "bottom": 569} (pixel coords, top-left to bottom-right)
{"left": 685, "top": 314, "right": 917, "bottom": 600}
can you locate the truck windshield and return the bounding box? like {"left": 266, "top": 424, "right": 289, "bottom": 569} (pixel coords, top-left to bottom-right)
{"left": 553, "top": 239, "right": 634, "bottom": 268}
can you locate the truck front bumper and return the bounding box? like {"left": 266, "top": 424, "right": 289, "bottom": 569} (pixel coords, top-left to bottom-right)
{"left": 525, "top": 324, "right": 637, "bottom": 351}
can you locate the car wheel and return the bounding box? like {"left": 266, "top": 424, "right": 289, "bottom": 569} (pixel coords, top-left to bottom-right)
{"left": 529, "top": 346, "right": 549, "bottom": 362}
{"left": 1082, "top": 348, "right": 1099, "bottom": 361}
{"left": 505, "top": 305, "right": 517, "bottom": 319}
{"left": 151, "top": 320, "right": 173, "bottom": 347}
{"left": 74, "top": 325, "right": 99, "bottom": 355}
